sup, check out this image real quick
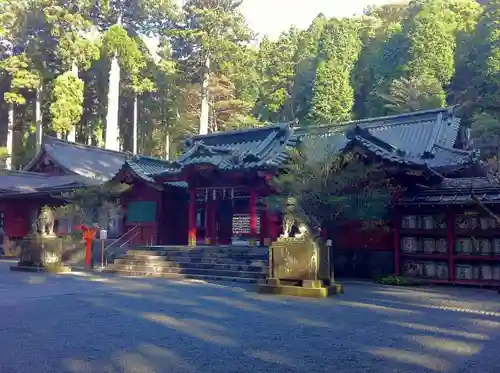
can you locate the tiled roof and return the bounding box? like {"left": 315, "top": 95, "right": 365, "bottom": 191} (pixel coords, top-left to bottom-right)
{"left": 155, "top": 124, "right": 297, "bottom": 175}
{"left": 296, "top": 107, "right": 475, "bottom": 173}
{"left": 25, "top": 136, "right": 127, "bottom": 182}
{"left": 160, "top": 107, "right": 476, "bottom": 177}
{"left": 25, "top": 136, "right": 172, "bottom": 184}
{"left": 0, "top": 171, "right": 95, "bottom": 196}
{"left": 23, "top": 108, "right": 473, "bottom": 184}
{"left": 117, "top": 156, "right": 172, "bottom": 182}
{"left": 396, "top": 177, "right": 500, "bottom": 205}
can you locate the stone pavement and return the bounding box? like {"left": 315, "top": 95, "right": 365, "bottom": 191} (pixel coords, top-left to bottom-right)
{"left": 0, "top": 260, "right": 499, "bottom": 373}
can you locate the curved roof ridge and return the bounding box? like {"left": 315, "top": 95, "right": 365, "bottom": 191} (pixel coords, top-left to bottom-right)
{"left": 187, "top": 123, "right": 290, "bottom": 142}
{"left": 295, "top": 106, "right": 457, "bottom": 132}
{"left": 43, "top": 136, "right": 126, "bottom": 156}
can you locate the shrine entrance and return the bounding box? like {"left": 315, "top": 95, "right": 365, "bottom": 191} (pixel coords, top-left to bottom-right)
{"left": 193, "top": 187, "right": 253, "bottom": 246}
{"left": 184, "top": 186, "right": 275, "bottom": 247}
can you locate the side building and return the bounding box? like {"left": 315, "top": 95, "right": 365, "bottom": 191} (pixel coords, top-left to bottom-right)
{"left": 0, "top": 136, "right": 170, "bottom": 243}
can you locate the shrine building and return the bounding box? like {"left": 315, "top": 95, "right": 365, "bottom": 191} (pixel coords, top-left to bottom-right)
{"left": 1, "top": 107, "right": 500, "bottom": 285}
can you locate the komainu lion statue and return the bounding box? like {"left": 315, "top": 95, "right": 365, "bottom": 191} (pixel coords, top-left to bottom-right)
{"left": 280, "top": 197, "right": 311, "bottom": 239}
{"left": 38, "top": 206, "right": 55, "bottom": 236}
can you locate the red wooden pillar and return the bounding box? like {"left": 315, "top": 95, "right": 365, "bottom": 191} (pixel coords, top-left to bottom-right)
{"left": 188, "top": 188, "right": 197, "bottom": 246}
{"left": 447, "top": 211, "right": 455, "bottom": 281}
{"left": 269, "top": 213, "right": 279, "bottom": 242}
{"left": 260, "top": 208, "right": 270, "bottom": 247}
{"left": 210, "top": 198, "right": 217, "bottom": 245}
{"left": 204, "top": 198, "right": 211, "bottom": 245}
{"left": 393, "top": 208, "right": 400, "bottom": 276}
{"left": 249, "top": 189, "right": 257, "bottom": 246}
{"left": 205, "top": 192, "right": 217, "bottom": 245}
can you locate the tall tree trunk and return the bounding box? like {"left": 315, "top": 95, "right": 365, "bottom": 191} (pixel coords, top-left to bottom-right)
{"left": 165, "top": 129, "right": 170, "bottom": 160}
{"left": 132, "top": 94, "right": 138, "bottom": 154}
{"left": 199, "top": 54, "right": 210, "bottom": 135}
{"left": 35, "top": 87, "right": 43, "bottom": 152}
{"left": 67, "top": 62, "right": 79, "bottom": 143}
{"left": 5, "top": 103, "right": 14, "bottom": 170}
{"left": 105, "top": 14, "right": 122, "bottom": 151}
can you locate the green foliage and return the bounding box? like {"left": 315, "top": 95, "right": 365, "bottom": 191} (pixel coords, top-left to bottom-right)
{"left": 171, "top": 0, "right": 252, "bottom": 78}
{"left": 353, "top": 4, "right": 409, "bottom": 118}
{"left": 477, "top": 0, "right": 500, "bottom": 82}
{"left": 292, "top": 15, "right": 327, "bottom": 124}
{"left": 307, "top": 18, "right": 361, "bottom": 124}
{"left": 43, "top": 262, "right": 70, "bottom": 273}
{"left": 57, "top": 182, "right": 130, "bottom": 225}
{"left": 0, "top": 53, "right": 41, "bottom": 104}
{"left": 50, "top": 72, "right": 85, "bottom": 133}
{"left": 255, "top": 30, "right": 300, "bottom": 122}
{"left": 377, "top": 76, "right": 445, "bottom": 113}
{"left": 102, "top": 25, "right": 143, "bottom": 71}
{"left": 56, "top": 34, "right": 101, "bottom": 71}
{"left": 267, "top": 140, "right": 394, "bottom": 234}
{"left": 377, "top": 274, "right": 413, "bottom": 286}
{"left": 0, "top": 0, "right": 499, "bottom": 163}
{"left": 0, "top": 146, "right": 9, "bottom": 168}
{"left": 403, "top": 0, "right": 458, "bottom": 85}
{"left": 471, "top": 111, "right": 500, "bottom": 157}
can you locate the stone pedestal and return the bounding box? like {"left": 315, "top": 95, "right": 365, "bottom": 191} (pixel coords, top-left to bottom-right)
{"left": 258, "top": 279, "right": 343, "bottom": 298}
{"left": 9, "top": 236, "right": 72, "bottom": 273}
{"left": 256, "top": 235, "right": 343, "bottom": 298}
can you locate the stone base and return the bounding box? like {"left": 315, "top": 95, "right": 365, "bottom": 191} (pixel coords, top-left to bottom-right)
{"left": 10, "top": 265, "right": 46, "bottom": 273}
{"left": 10, "top": 264, "right": 72, "bottom": 274}
{"left": 257, "top": 280, "right": 344, "bottom": 298}
{"left": 52, "top": 265, "right": 72, "bottom": 273}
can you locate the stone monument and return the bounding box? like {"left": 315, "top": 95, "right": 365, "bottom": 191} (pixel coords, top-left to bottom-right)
{"left": 257, "top": 207, "right": 343, "bottom": 298}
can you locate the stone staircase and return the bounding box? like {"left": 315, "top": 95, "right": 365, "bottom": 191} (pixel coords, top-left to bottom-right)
{"left": 103, "top": 245, "right": 269, "bottom": 283}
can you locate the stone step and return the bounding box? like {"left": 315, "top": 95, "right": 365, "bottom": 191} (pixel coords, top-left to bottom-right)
{"left": 121, "top": 253, "right": 268, "bottom": 264}
{"left": 127, "top": 248, "right": 269, "bottom": 257}
{"left": 123, "top": 253, "right": 269, "bottom": 262}
{"left": 135, "top": 245, "right": 269, "bottom": 252}
{"left": 105, "top": 265, "right": 266, "bottom": 281}
{"left": 105, "top": 269, "right": 262, "bottom": 284}
{"left": 113, "top": 259, "right": 267, "bottom": 272}
{"left": 118, "top": 256, "right": 267, "bottom": 267}
{"left": 106, "top": 245, "right": 270, "bottom": 284}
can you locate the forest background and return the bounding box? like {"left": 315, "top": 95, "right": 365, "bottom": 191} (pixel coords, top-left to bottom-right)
{"left": 0, "top": 0, "right": 498, "bottom": 169}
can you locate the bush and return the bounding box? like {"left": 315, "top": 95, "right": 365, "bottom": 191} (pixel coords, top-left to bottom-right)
{"left": 44, "top": 262, "right": 71, "bottom": 273}
{"left": 377, "top": 274, "right": 413, "bottom": 286}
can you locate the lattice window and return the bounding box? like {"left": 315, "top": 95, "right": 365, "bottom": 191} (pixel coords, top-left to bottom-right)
{"left": 127, "top": 201, "right": 156, "bottom": 223}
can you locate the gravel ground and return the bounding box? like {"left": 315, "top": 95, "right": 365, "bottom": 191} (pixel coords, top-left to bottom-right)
{"left": 0, "top": 261, "right": 499, "bottom": 373}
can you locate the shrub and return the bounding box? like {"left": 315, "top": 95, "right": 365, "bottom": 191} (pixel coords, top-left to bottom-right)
{"left": 377, "top": 274, "right": 413, "bottom": 286}
{"left": 44, "top": 262, "right": 71, "bottom": 273}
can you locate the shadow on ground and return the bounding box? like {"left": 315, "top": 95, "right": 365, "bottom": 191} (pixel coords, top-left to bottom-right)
{"left": 0, "top": 264, "right": 499, "bottom": 373}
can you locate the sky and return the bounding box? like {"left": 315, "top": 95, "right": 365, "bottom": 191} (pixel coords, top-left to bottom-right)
{"left": 240, "top": 0, "right": 400, "bottom": 40}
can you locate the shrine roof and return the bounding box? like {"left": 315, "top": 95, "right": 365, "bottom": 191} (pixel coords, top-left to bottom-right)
{"left": 156, "top": 107, "right": 477, "bottom": 177}
{"left": 396, "top": 177, "right": 500, "bottom": 205}
{"left": 25, "top": 136, "right": 128, "bottom": 182}
{"left": 155, "top": 124, "right": 297, "bottom": 176}
{"left": 295, "top": 107, "right": 476, "bottom": 173}
{"left": 0, "top": 171, "right": 94, "bottom": 196}
{"left": 116, "top": 156, "right": 173, "bottom": 182}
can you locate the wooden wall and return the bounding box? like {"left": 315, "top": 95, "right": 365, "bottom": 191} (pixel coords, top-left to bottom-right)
{"left": 1, "top": 201, "right": 31, "bottom": 238}
{"left": 121, "top": 182, "right": 163, "bottom": 245}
